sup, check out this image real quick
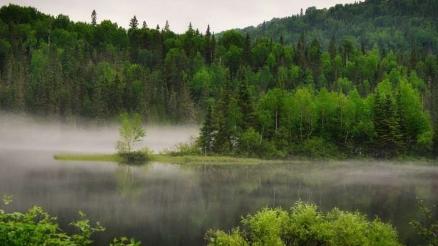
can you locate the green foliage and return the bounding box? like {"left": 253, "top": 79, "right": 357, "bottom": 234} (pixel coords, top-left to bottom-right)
{"left": 0, "top": 206, "right": 104, "bottom": 245}
{"left": 118, "top": 151, "right": 148, "bottom": 164}
{"left": 167, "top": 139, "right": 201, "bottom": 156}
{"left": 206, "top": 202, "right": 401, "bottom": 246}
{"left": 239, "top": 128, "right": 262, "bottom": 156}
{"left": 297, "top": 137, "right": 340, "bottom": 159}
{"left": 0, "top": 3, "right": 437, "bottom": 158}
{"left": 116, "top": 113, "right": 145, "bottom": 154}
{"left": 0, "top": 199, "right": 142, "bottom": 245}
{"left": 110, "top": 237, "right": 142, "bottom": 246}
{"left": 410, "top": 200, "right": 438, "bottom": 246}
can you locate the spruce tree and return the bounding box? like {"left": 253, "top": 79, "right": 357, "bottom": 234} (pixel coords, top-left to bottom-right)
{"left": 237, "top": 78, "right": 255, "bottom": 131}
{"left": 374, "top": 93, "right": 402, "bottom": 158}
{"left": 213, "top": 81, "right": 234, "bottom": 153}
{"left": 243, "top": 33, "right": 251, "bottom": 65}
{"left": 164, "top": 20, "right": 170, "bottom": 32}
{"left": 199, "top": 103, "right": 215, "bottom": 154}
{"left": 91, "top": 10, "right": 97, "bottom": 26}
{"left": 129, "top": 16, "right": 138, "bottom": 29}
{"left": 204, "top": 25, "right": 212, "bottom": 65}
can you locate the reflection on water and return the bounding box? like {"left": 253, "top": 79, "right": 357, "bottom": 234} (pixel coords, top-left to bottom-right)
{"left": 0, "top": 149, "right": 437, "bottom": 245}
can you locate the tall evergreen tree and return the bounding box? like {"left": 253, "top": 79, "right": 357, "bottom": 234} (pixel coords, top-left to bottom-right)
{"left": 91, "top": 10, "right": 97, "bottom": 26}
{"left": 204, "top": 25, "right": 213, "bottom": 65}
{"left": 199, "top": 103, "right": 215, "bottom": 154}
{"left": 129, "top": 16, "right": 138, "bottom": 29}
{"left": 374, "top": 92, "right": 402, "bottom": 158}
{"left": 237, "top": 78, "right": 255, "bottom": 131}
{"left": 243, "top": 33, "right": 251, "bottom": 65}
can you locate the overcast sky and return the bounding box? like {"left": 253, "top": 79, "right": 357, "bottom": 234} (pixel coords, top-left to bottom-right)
{"left": 2, "top": 0, "right": 359, "bottom": 33}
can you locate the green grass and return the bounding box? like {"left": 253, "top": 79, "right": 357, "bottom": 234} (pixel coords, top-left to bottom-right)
{"left": 54, "top": 153, "right": 121, "bottom": 162}
{"left": 54, "top": 153, "right": 277, "bottom": 165}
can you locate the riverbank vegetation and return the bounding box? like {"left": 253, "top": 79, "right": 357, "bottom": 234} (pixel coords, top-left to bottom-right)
{"left": 0, "top": 196, "right": 140, "bottom": 246}
{"left": 54, "top": 153, "right": 271, "bottom": 165}
{"left": 206, "top": 202, "right": 401, "bottom": 246}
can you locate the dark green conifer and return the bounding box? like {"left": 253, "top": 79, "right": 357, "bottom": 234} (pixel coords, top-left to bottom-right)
{"left": 199, "top": 103, "right": 215, "bottom": 154}
{"left": 129, "top": 16, "right": 138, "bottom": 29}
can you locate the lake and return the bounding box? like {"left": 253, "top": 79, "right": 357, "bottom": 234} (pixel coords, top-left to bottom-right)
{"left": 0, "top": 148, "right": 437, "bottom": 245}
{"left": 0, "top": 115, "right": 436, "bottom": 245}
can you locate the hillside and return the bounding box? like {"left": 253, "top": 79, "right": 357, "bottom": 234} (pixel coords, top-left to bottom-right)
{"left": 0, "top": 2, "right": 437, "bottom": 157}
{"left": 241, "top": 0, "right": 438, "bottom": 52}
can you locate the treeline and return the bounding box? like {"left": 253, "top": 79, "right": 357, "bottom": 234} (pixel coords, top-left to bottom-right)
{"left": 199, "top": 71, "right": 435, "bottom": 158}
{"left": 0, "top": 3, "right": 438, "bottom": 157}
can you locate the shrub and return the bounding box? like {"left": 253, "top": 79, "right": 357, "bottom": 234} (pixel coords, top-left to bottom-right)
{"left": 0, "top": 197, "right": 141, "bottom": 245}
{"left": 295, "top": 137, "right": 340, "bottom": 159}
{"left": 165, "top": 138, "right": 201, "bottom": 156}
{"left": 0, "top": 206, "right": 104, "bottom": 245}
{"left": 239, "top": 128, "right": 263, "bottom": 156}
{"left": 118, "top": 150, "right": 149, "bottom": 164}
{"left": 206, "top": 202, "right": 401, "bottom": 246}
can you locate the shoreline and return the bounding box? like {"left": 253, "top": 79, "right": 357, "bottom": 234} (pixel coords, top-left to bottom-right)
{"left": 53, "top": 153, "right": 438, "bottom": 166}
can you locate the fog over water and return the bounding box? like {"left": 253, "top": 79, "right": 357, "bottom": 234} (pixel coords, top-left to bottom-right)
{"left": 0, "top": 113, "right": 437, "bottom": 245}
{"left": 0, "top": 113, "right": 198, "bottom": 153}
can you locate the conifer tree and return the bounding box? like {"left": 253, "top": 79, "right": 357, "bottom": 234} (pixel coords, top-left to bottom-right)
{"left": 199, "top": 103, "right": 215, "bottom": 154}
{"left": 142, "top": 21, "right": 147, "bottom": 29}
{"left": 129, "top": 16, "right": 138, "bottom": 29}
{"left": 164, "top": 20, "right": 170, "bottom": 32}
{"left": 237, "top": 78, "right": 255, "bottom": 131}
{"left": 204, "top": 25, "right": 213, "bottom": 65}
{"left": 91, "top": 10, "right": 97, "bottom": 26}
{"left": 296, "top": 33, "right": 306, "bottom": 67}
{"left": 374, "top": 92, "right": 402, "bottom": 158}
{"left": 243, "top": 33, "right": 251, "bottom": 65}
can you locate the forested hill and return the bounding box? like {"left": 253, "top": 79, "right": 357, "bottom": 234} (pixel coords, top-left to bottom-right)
{"left": 241, "top": 0, "right": 438, "bottom": 52}
{"left": 0, "top": 2, "right": 437, "bottom": 157}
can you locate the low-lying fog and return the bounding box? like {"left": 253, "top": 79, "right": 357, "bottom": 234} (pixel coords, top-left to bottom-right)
{"left": 0, "top": 113, "right": 199, "bottom": 153}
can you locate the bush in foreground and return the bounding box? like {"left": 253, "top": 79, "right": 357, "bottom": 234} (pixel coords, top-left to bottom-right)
{"left": 206, "top": 202, "right": 401, "bottom": 246}
{"left": 0, "top": 197, "right": 140, "bottom": 246}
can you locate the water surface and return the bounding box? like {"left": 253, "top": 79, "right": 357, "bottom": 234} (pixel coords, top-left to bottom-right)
{"left": 0, "top": 115, "right": 436, "bottom": 245}
{"left": 0, "top": 149, "right": 436, "bottom": 245}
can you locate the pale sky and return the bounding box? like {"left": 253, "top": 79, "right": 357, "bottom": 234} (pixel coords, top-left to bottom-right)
{"left": 1, "top": 0, "right": 359, "bottom": 33}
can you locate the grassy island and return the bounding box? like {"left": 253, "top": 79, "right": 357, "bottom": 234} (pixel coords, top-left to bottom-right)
{"left": 53, "top": 153, "right": 279, "bottom": 165}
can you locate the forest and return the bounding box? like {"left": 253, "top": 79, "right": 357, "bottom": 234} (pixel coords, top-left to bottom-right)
{"left": 0, "top": 0, "right": 438, "bottom": 158}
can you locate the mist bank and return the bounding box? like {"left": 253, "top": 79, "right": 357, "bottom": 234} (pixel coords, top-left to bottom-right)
{"left": 0, "top": 113, "right": 198, "bottom": 153}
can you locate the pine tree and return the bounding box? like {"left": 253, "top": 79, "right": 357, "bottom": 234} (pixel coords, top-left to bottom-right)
{"left": 296, "top": 33, "right": 306, "bottom": 67}
{"left": 243, "top": 33, "right": 251, "bottom": 65}
{"left": 396, "top": 90, "right": 409, "bottom": 153}
{"left": 142, "top": 21, "right": 147, "bottom": 29}
{"left": 199, "top": 103, "right": 215, "bottom": 154}
{"left": 164, "top": 20, "right": 170, "bottom": 32}
{"left": 204, "top": 25, "right": 213, "bottom": 65}
{"left": 213, "top": 81, "right": 234, "bottom": 153}
{"left": 374, "top": 93, "right": 402, "bottom": 158}
{"left": 91, "top": 10, "right": 97, "bottom": 26}
{"left": 129, "top": 16, "right": 138, "bottom": 29}
{"left": 237, "top": 78, "right": 255, "bottom": 131}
